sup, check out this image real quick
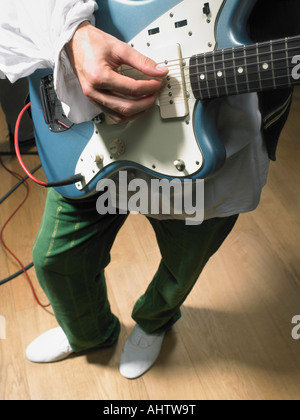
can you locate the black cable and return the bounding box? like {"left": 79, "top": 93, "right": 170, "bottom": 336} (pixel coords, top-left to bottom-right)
{"left": 0, "top": 263, "right": 34, "bottom": 286}
{"left": 0, "top": 163, "right": 42, "bottom": 204}
{"left": 47, "top": 173, "right": 84, "bottom": 188}
{"left": 0, "top": 160, "right": 38, "bottom": 284}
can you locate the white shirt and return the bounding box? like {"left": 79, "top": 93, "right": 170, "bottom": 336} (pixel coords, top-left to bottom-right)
{"left": 0, "top": 0, "right": 270, "bottom": 221}
{"left": 0, "top": 0, "right": 99, "bottom": 122}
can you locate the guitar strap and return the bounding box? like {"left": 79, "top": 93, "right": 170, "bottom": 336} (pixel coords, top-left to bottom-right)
{"left": 249, "top": 0, "right": 300, "bottom": 161}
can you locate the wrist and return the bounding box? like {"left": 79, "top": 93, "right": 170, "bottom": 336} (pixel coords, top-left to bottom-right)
{"left": 66, "top": 21, "right": 92, "bottom": 57}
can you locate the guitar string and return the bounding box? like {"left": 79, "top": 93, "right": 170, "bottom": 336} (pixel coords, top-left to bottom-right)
{"left": 158, "top": 71, "right": 297, "bottom": 105}
{"left": 168, "top": 42, "right": 300, "bottom": 72}
{"left": 121, "top": 51, "right": 300, "bottom": 83}
{"left": 120, "top": 42, "right": 300, "bottom": 78}
{"left": 157, "top": 61, "right": 297, "bottom": 94}
{"left": 121, "top": 50, "right": 299, "bottom": 102}
{"left": 119, "top": 61, "right": 297, "bottom": 106}
{"left": 155, "top": 53, "right": 294, "bottom": 96}
{"left": 162, "top": 35, "right": 300, "bottom": 68}
{"left": 158, "top": 58, "right": 297, "bottom": 81}
{"left": 31, "top": 39, "right": 299, "bottom": 130}
{"left": 29, "top": 77, "right": 293, "bottom": 146}
{"left": 119, "top": 35, "right": 300, "bottom": 86}
{"left": 160, "top": 76, "right": 300, "bottom": 103}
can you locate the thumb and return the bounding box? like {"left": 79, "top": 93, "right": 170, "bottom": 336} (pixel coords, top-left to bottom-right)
{"left": 123, "top": 45, "right": 169, "bottom": 78}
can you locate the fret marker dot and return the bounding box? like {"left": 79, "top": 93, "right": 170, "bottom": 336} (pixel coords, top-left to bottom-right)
{"left": 200, "top": 74, "right": 205, "bottom": 80}
{"left": 238, "top": 67, "right": 244, "bottom": 74}
{"left": 263, "top": 63, "right": 269, "bottom": 70}
{"left": 217, "top": 71, "right": 223, "bottom": 78}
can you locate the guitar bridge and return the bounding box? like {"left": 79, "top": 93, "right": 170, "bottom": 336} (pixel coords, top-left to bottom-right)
{"left": 157, "top": 43, "right": 189, "bottom": 119}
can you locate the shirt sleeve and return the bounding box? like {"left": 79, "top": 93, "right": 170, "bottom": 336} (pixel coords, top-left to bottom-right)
{"left": 0, "top": 0, "right": 100, "bottom": 123}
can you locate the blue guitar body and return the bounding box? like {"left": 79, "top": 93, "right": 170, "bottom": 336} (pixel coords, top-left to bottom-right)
{"left": 29, "top": 0, "right": 258, "bottom": 198}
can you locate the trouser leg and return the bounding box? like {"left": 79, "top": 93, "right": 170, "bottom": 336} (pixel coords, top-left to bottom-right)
{"left": 32, "top": 188, "right": 128, "bottom": 352}
{"left": 132, "top": 215, "right": 239, "bottom": 334}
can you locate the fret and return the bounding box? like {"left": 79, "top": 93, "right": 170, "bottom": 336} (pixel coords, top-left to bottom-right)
{"left": 232, "top": 48, "right": 239, "bottom": 95}
{"left": 270, "top": 40, "right": 276, "bottom": 89}
{"left": 203, "top": 53, "right": 212, "bottom": 98}
{"left": 189, "top": 55, "right": 200, "bottom": 99}
{"left": 212, "top": 51, "right": 220, "bottom": 97}
{"left": 256, "top": 43, "right": 263, "bottom": 91}
{"left": 204, "top": 52, "right": 218, "bottom": 98}
{"left": 189, "top": 54, "right": 210, "bottom": 100}
{"left": 272, "top": 37, "right": 290, "bottom": 88}
{"left": 223, "top": 48, "right": 238, "bottom": 96}
{"left": 222, "top": 49, "right": 229, "bottom": 96}
{"left": 245, "top": 44, "right": 261, "bottom": 92}
{"left": 257, "top": 41, "right": 274, "bottom": 90}
{"left": 243, "top": 45, "right": 250, "bottom": 93}
{"left": 196, "top": 54, "right": 203, "bottom": 100}
{"left": 213, "top": 50, "right": 228, "bottom": 97}
{"left": 233, "top": 45, "right": 249, "bottom": 94}
{"left": 285, "top": 38, "right": 292, "bottom": 87}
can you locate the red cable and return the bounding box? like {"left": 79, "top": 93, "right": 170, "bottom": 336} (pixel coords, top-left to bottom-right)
{"left": 0, "top": 157, "right": 50, "bottom": 308}
{"left": 14, "top": 102, "right": 47, "bottom": 187}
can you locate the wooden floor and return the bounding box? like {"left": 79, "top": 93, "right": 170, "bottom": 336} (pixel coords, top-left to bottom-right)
{"left": 0, "top": 89, "right": 300, "bottom": 401}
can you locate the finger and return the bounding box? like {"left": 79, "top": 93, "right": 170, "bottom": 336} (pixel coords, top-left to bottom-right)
{"left": 119, "top": 44, "right": 169, "bottom": 79}
{"left": 90, "top": 100, "right": 147, "bottom": 124}
{"left": 100, "top": 106, "right": 146, "bottom": 124}
{"left": 93, "top": 68, "right": 166, "bottom": 99}
{"left": 88, "top": 89, "right": 157, "bottom": 118}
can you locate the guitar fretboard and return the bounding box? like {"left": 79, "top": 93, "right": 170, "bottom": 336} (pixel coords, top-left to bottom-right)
{"left": 189, "top": 35, "right": 300, "bottom": 100}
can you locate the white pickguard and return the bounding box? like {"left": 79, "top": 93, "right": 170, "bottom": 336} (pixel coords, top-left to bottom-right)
{"left": 75, "top": 0, "right": 225, "bottom": 190}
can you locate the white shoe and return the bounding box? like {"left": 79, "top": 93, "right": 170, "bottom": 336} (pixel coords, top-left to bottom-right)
{"left": 25, "top": 327, "right": 74, "bottom": 363}
{"left": 120, "top": 325, "right": 165, "bottom": 379}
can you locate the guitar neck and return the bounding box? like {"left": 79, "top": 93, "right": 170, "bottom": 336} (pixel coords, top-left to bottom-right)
{"left": 189, "top": 35, "right": 300, "bottom": 100}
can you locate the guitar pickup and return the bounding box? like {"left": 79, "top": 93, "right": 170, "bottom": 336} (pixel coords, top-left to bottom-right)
{"left": 175, "top": 19, "right": 188, "bottom": 28}
{"left": 157, "top": 44, "right": 189, "bottom": 119}
{"left": 148, "top": 27, "right": 160, "bottom": 36}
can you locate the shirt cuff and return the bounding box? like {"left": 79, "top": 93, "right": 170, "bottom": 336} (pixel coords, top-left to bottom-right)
{"left": 54, "top": 1, "right": 100, "bottom": 123}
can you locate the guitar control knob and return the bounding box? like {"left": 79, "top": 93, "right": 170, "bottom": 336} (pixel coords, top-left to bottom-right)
{"left": 174, "top": 159, "right": 186, "bottom": 172}
{"left": 109, "top": 138, "right": 126, "bottom": 157}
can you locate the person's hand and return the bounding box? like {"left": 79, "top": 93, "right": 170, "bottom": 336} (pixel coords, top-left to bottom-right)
{"left": 65, "top": 21, "right": 169, "bottom": 124}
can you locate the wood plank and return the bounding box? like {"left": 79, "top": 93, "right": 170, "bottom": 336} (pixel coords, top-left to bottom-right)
{"left": 0, "top": 89, "right": 300, "bottom": 400}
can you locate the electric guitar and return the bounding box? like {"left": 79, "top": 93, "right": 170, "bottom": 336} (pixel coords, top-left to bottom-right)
{"left": 28, "top": 0, "right": 300, "bottom": 199}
